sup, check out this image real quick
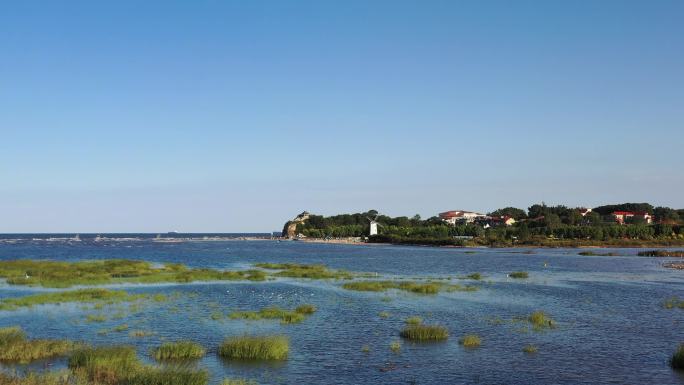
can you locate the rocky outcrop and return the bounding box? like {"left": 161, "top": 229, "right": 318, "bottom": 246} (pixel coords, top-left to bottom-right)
{"left": 282, "top": 211, "right": 310, "bottom": 238}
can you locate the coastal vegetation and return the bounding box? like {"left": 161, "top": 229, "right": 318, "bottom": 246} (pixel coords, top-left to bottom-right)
{"left": 663, "top": 297, "right": 684, "bottom": 309}
{"left": 0, "top": 288, "right": 142, "bottom": 311}
{"left": 253, "top": 263, "right": 353, "bottom": 279}
{"left": 638, "top": 250, "right": 684, "bottom": 257}
{"left": 670, "top": 344, "right": 684, "bottom": 370}
{"left": 523, "top": 344, "right": 538, "bottom": 354}
{"left": 0, "top": 259, "right": 265, "bottom": 288}
{"left": 459, "top": 334, "right": 481, "bottom": 348}
{"left": 69, "top": 345, "right": 209, "bottom": 385}
{"left": 228, "top": 305, "right": 316, "bottom": 324}
{"left": 284, "top": 204, "right": 684, "bottom": 247}
{"left": 0, "top": 327, "right": 80, "bottom": 363}
{"left": 218, "top": 335, "right": 289, "bottom": 360}
{"left": 528, "top": 311, "right": 556, "bottom": 330}
{"left": 342, "top": 280, "right": 477, "bottom": 294}
{"left": 153, "top": 341, "right": 206, "bottom": 360}
{"left": 400, "top": 324, "right": 449, "bottom": 341}
{"left": 221, "top": 380, "right": 258, "bottom": 385}
{"left": 509, "top": 271, "right": 529, "bottom": 279}
{"left": 578, "top": 251, "right": 619, "bottom": 256}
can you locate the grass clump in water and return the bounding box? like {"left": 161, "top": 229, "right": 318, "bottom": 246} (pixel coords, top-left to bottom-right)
{"left": 400, "top": 324, "right": 449, "bottom": 341}
{"left": 638, "top": 250, "right": 684, "bottom": 257}
{"left": 0, "top": 259, "right": 265, "bottom": 288}
{"left": 528, "top": 311, "right": 555, "bottom": 330}
{"left": 229, "top": 305, "right": 316, "bottom": 324}
{"left": 0, "top": 327, "right": 80, "bottom": 364}
{"left": 459, "top": 334, "right": 481, "bottom": 348}
{"left": 218, "top": 335, "right": 289, "bottom": 360}
{"left": 0, "top": 288, "right": 139, "bottom": 311}
{"left": 343, "top": 280, "right": 475, "bottom": 295}
{"left": 578, "top": 251, "right": 619, "bottom": 256}
{"left": 390, "top": 340, "right": 401, "bottom": 353}
{"left": 523, "top": 344, "right": 538, "bottom": 354}
{"left": 466, "top": 273, "right": 482, "bottom": 280}
{"left": 671, "top": 344, "right": 684, "bottom": 370}
{"left": 221, "top": 379, "right": 258, "bottom": 385}
{"left": 153, "top": 341, "right": 206, "bottom": 361}
{"left": 663, "top": 297, "right": 684, "bottom": 309}
{"left": 405, "top": 316, "right": 423, "bottom": 325}
{"left": 254, "top": 263, "right": 352, "bottom": 279}
{"left": 509, "top": 271, "right": 529, "bottom": 279}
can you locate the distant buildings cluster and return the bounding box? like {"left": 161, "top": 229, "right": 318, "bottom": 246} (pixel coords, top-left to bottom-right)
{"left": 438, "top": 208, "right": 653, "bottom": 227}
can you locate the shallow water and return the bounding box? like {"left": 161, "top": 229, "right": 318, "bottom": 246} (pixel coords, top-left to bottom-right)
{"left": 1, "top": 239, "right": 684, "bottom": 384}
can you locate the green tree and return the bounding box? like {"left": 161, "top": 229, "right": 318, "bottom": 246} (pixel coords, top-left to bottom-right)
{"left": 489, "top": 207, "right": 527, "bottom": 220}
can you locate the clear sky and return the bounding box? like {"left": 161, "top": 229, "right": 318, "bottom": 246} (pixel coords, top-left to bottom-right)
{"left": 1, "top": 0, "right": 682, "bottom": 233}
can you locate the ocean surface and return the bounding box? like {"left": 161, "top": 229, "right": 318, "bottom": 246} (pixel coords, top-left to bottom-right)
{"left": 1, "top": 235, "right": 684, "bottom": 385}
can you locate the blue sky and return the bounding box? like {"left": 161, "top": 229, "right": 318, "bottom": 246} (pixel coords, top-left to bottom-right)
{"left": 1, "top": 0, "right": 682, "bottom": 232}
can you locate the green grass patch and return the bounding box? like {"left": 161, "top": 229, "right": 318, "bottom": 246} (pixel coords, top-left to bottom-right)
{"left": 400, "top": 324, "right": 449, "bottom": 341}
{"left": 342, "top": 280, "right": 476, "bottom": 294}
{"left": 528, "top": 311, "right": 556, "bottom": 330}
{"left": 664, "top": 297, "right": 684, "bottom": 309}
{"left": 254, "top": 263, "right": 352, "bottom": 279}
{"left": 0, "top": 326, "right": 80, "bottom": 364}
{"left": 229, "top": 305, "right": 316, "bottom": 324}
{"left": 0, "top": 288, "right": 141, "bottom": 311}
{"left": 0, "top": 259, "right": 266, "bottom": 288}
{"left": 221, "top": 379, "right": 258, "bottom": 385}
{"left": 153, "top": 341, "right": 206, "bottom": 361}
{"left": 459, "top": 334, "right": 481, "bottom": 348}
{"left": 671, "top": 344, "right": 684, "bottom": 370}
{"left": 405, "top": 316, "right": 422, "bottom": 325}
{"left": 390, "top": 340, "right": 401, "bottom": 353}
{"left": 218, "top": 335, "right": 289, "bottom": 360}
{"left": 86, "top": 314, "right": 107, "bottom": 323}
{"left": 466, "top": 273, "right": 482, "bottom": 280}
{"left": 638, "top": 250, "right": 684, "bottom": 257}
{"left": 523, "top": 344, "right": 538, "bottom": 354}
{"left": 69, "top": 345, "right": 208, "bottom": 385}
{"left": 509, "top": 271, "right": 529, "bottom": 279}
{"left": 578, "top": 251, "right": 619, "bottom": 256}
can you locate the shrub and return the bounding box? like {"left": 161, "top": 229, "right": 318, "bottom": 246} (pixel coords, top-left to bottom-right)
{"left": 400, "top": 324, "right": 449, "bottom": 341}
{"left": 218, "top": 335, "right": 289, "bottom": 360}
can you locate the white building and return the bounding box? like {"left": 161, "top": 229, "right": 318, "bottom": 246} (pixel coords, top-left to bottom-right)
{"left": 439, "top": 210, "right": 487, "bottom": 225}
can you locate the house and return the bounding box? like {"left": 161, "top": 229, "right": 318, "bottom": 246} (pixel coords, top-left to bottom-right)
{"left": 439, "top": 210, "right": 487, "bottom": 225}
{"left": 477, "top": 215, "right": 516, "bottom": 227}
{"left": 611, "top": 211, "right": 652, "bottom": 225}
{"left": 578, "top": 208, "right": 592, "bottom": 216}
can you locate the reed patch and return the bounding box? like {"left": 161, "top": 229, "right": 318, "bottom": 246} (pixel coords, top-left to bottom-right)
{"left": 153, "top": 341, "right": 206, "bottom": 361}
{"left": 218, "top": 335, "right": 289, "bottom": 360}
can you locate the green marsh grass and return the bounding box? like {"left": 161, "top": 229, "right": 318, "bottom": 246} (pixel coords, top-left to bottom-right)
{"left": 153, "top": 341, "right": 206, "bottom": 361}
{"left": 0, "top": 259, "right": 266, "bottom": 288}
{"left": 69, "top": 345, "right": 208, "bottom": 385}
{"left": 466, "top": 273, "right": 482, "bottom": 280}
{"left": 390, "top": 340, "right": 401, "bottom": 353}
{"left": 509, "top": 271, "right": 529, "bottom": 279}
{"left": 342, "top": 280, "right": 476, "bottom": 294}
{"left": 523, "top": 344, "right": 538, "bottom": 354}
{"left": 663, "top": 297, "right": 684, "bottom": 309}
{"left": 218, "top": 335, "right": 289, "bottom": 360}
{"left": 221, "top": 379, "right": 258, "bottom": 385}
{"left": 400, "top": 324, "right": 449, "bottom": 341}
{"left": 578, "top": 251, "right": 619, "bottom": 256}
{"left": 86, "top": 314, "right": 107, "bottom": 323}
{"left": 528, "top": 311, "right": 555, "bottom": 330}
{"left": 229, "top": 305, "right": 315, "bottom": 324}
{"left": 0, "top": 327, "right": 80, "bottom": 364}
{"left": 405, "top": 316, "right": 422, "bottom": 325}
{"left": 254, "top": 263, "right": 352, "bottom": 279}
{"left": 0, "top": 288, "right": 140, "bottom": 311}
{"left": 671, "top": 344, "right": 684, "bottom": 370}
{"left": 459, "top": 334, "right": 481, "bottom": 348}
{"left": 638, "top": 250, "right": 684, "bottom": 257}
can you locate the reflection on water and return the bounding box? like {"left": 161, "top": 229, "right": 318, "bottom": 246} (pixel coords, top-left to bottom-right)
{"left": 1, "top": 240, "right": 684, "bottom": 384}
